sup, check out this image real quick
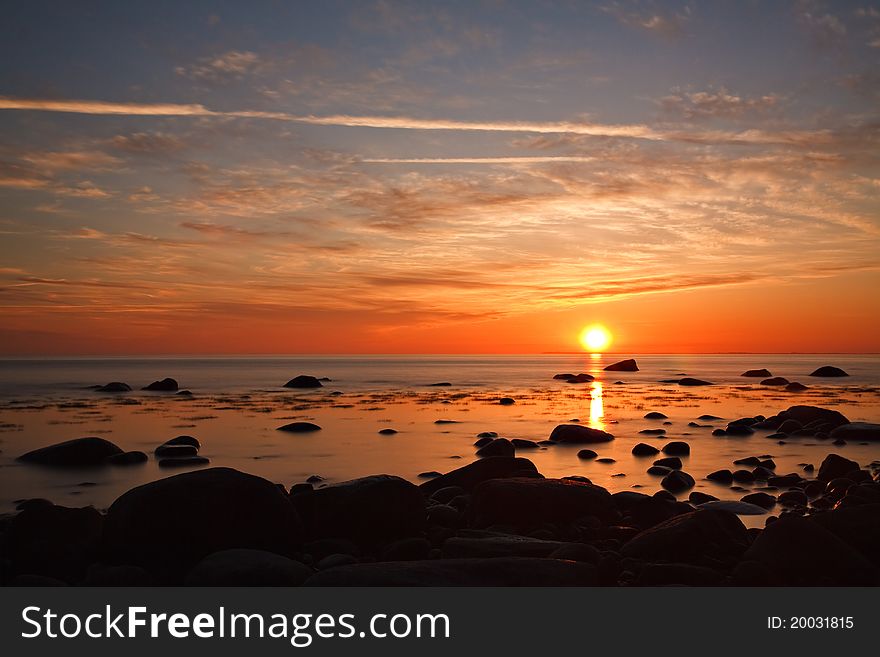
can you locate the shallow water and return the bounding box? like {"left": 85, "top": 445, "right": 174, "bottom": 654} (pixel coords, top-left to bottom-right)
{"left": 1, "top": 354, "right": 878, "bottom": 528}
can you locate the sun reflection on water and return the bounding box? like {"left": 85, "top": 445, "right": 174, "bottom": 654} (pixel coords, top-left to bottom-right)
{"left": 589, "top": 381, "right": 604, "bottom": 429}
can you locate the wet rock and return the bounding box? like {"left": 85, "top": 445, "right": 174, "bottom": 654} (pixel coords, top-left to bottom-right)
{"left": 164, "top": 435, "right": 201, "bottom": 450}
{"left": 427, "top": 382, "right": 452, "bottom": 387}
{"left": 678, "top": 378, "right": 713, "bottom": 386}
{"left": 417, "top": 471, "right": 442, "bottom": 479}
{"left": 644, "top": 412, "right": 668, "bottom": 419}
{"left": 818, "top": 454, "right": 860, "bottom": 482}
{"left": 741, "top": 369, "right": 772, "bottom": 378}
{"left": 419, "top": 457, "right": 541, "bottom": 496}
{"left": 734, "top": 456, "right": 761, "bottom": 466}
{"left": 742, "top": 492, "right": 776, "bottom": 509}
{"left": 378, "top": 428, "right": 398, "bottom": 435}
{"left": 155, "top": 444, "right": 198, "bottom": 458}
{"left": 742, "top": 515, "right": 877, "bottom": 585}
{"left": 18, "top": 437, "right": 123, "bottom": 467}
{"left": 732, "top": 470, "right": 755, "bottom": 483}
{"left": 158, "top": 456, "right": 210, "bottom": 468}
{"left": 622, "top": 509, "right": 749, "bottom": 565}
{"left": 304, "top": 557, "right": 598, "bottom": 586}
{"left": 725, "top": 424, "right": 754, "bottom": 436}
{"left": 498, "top": 397, "right": 516, "bottom": 405}
{"left": 103, "top": 467, "right": 304, "bottom": 579}
{"left": 97, "top": 382, "right": 132, "bottom": 392}
{"left": 830, "top": 422, "right": 880, "bottom": 442}
{"left": 549, "top": 424, "right": 614, "bottom": 444}
{"left": 510, "top": 438, "right": 540, "bottom": 450}
{"left": 185, "top": 549, "right": 312, "bottom": 586}
{"left": 707, "top": 469, "right": 734, "bottom": 484}
{"left": 596, "top": 457, "right": 616, "bottom": 464}
{"left": 760, "top": 377, "right": 790, "bottom": 386}
{"left": 653, "top": 456, "right": 682, "bottom": 470}
{"left": 639, "top": 428, "right": 666, "bottom": 435}
{"left": 471, "top": 477, "right": 616, "bottom": 528}
{"left": 688, "top": 491, "right": 718, "bottom": 505}
{"left": 284, "top": 375, "right": 323, "bottom": 388}
{"left": 776, "top": 405, "right": 849, "bottom": 430}
{"left": 699, "top": 414, "right": 723, "bottom": 421}
{"left": 767, "top": 473, "right": 801, "bottom": 487}
{"left": 474, "top": 437, "right": 494, "bottom": 447}
{"left": 441, "top": 535, "right": 565, "bottom": 559}
{"left": 277, "top": 422, "right": 322, "bottom": 433}
{"left": 809, "top": 366, "right": 849, "bottom": 377}
{"left": 105, "top": 451, "right": 148, "bottom": 466}
{"left": 785, "top": 382, "right": 808, "bottom": 392}
{"left": 143, "top": 378, "right": 179, "bottom": 391}
{"left": 604, "top": 358, "right": 639, "bottom": 372}
{"left": 647, "top": 465, "right": 671, "bottom": 476}
{"left": 778, "top": 490, "right": 808, "bottom": 506}
{"left": 426, "top": 504, "right": 461, "bottom": 528}
{"left": 632, "top": 443, "right": 660, "bottom": 456}
{"left": 476, "top": 438, "right": 514, "bottom": 458}
{"left": 553, "top": 373, "right": 576, "bottom": 380}
{"left": 661, "top": 470, "right": 695, "bottom": 493}
{"left": 810, "top": 504, "right": 880, "bottom": 566}
{"left": 662, "top": 441, "right": 690, "bottom": 456}
{"left": 563, "top": 373, "right": 594, "bottom": 383}
{"left": 697, "top": 500, "right": 767, "bottom": 515}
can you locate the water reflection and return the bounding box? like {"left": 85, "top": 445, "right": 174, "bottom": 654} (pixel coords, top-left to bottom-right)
{"left": 589, "top": 381, "right": 604, "bottom": 429}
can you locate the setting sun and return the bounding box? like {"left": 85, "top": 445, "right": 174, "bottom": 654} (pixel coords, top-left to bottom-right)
{"left": 579, "top": 325, "right": 612, "bottom": 352}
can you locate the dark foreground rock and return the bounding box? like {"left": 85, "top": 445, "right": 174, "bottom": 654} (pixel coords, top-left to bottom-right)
{"left": 741, "top": 369, "right": 772, "bottom": 378}
{"left": 830, "top": 422, "right": 880, "bottom": 442}
{"left": 102, "top": 467, "right": 303, "bottom": 579}
{"left": 97, "top": 382, "right": 132, "bottom": 392}
{"left": 17, "top": 437, "right": 123, "bottom": 467}
{"left": 185, "top": 549, "right": 312, "bottom": 586}
{"left": 549, "top": 424, "right": 614, "bottom": 443}
{"left": 292, "top": 475, "right": 424, "bottom": 549}
{"left": 304, "top": 558, "right": 598, "bottom": 586}
{"left": 809, "top": 365, "right": 848, "bottom": 377}
{"left": 622, "top": 510, "right": 749, "bottom": 566}
{"left": 603, "top": 358, "right": 638, "bottom": 372}
{"left": 283, "top": 375, "right": 323, "bottom": 388}
{"left": 143, "top": 378, "right": 178, "bottom": 391}
{"left": 419, "top": 457, "right": 540, "bottom": 495}
{"left": 678, "top": 377, "right": 713, "bottom": 386}
{"left": 776, "top": 405, "right": 850, "bottom": 431}
{"left": 810, "top": 504, "right": 880, "bottom": 566}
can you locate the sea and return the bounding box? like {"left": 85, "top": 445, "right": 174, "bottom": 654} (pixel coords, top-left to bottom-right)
{"left": 1, "top": 354, "right": 878, "bottom": 527}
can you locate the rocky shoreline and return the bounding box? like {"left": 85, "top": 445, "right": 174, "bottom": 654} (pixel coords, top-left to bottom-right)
{"left": 2, "top": 401, "right": 879, "bottom": 587}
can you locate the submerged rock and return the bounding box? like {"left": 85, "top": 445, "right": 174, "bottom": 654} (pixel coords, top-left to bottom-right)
{"left": 277, "top": 422, "right": 322, "bottom": 433}
{"left": 548, "top": 424, "right": 614, "bottom": 444}
{"left": 18, "top": 437, "right": 123, "bottom": 467}
{"left": 577, "top": 449, "right": 598, "bottom": 460}
{"left": 644, "top": 411, "right": 668, "bottom": 419}
{"left": 283, "top": 375, "right": 323, "bottom": 388}
{"left": 678, "top": 377, "right": 713, "bottom": 386}
{"left": 809, "top": 365, "right": 849, "bottom": 377}
{"left": 776, "top": 405, "right": 850, "bottom": 430}
{"left": 784, "top": 382, "right": 808, "bottom": 392}
{"left": 603, "top": 358, "right": 639, "bottom": 372}
{"left": 741, "top": 369, "right": 772, "bottom": 378}
{"left": 143, "top": 378, "right": 179, "bottom": 391}
{"left": 760, "top": 377, "right": 789, "bottom": 386}
{"left": 498, "top": 397, "right": 516, "bottom": 405}
{"left": 97, "top": 382, "right": 132, "bottom": 392}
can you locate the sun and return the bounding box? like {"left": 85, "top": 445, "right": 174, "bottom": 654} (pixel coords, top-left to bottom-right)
{"left": 579, "top": 325, "right": 612, "bottom": 352}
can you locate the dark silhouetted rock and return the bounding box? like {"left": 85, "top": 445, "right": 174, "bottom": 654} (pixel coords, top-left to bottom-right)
{"left": 776, "top": 405, "right": 850, "bottom": 430}
{"left": 553, "top": 373, "right": 576, "bottom": 380}
{"left": 742, "top": 515, "right": 877, "bottom": 585}
{"left": 661, "top": 470, "right": 695, "bottom": 493}
{"left": 498, "top": 397, "right": 516, "bottom": 405}
{"left": 662, "top": 441, "right": 690, "bottom": 456}
{"left": 809, "top": 365, "right": 849, "bottom": 377}
{"left": 622, "top": 509, "right": 749, "bottom": 564}
{"left": 277, "top": 422, "right": 322, "bottom": 433}
{"left": 158, "top": 456, "right": 210, "bottom": 468}
{"left": 143, "top": 378, "right": 179, "bottom": 391}
{"left": 678, "top": 378, "right": 713, "bottom": 386}
{"left": 688, "top": 491, "right": 718, "bottom": 505}
{"left": 105, "top": 451, "right": 148, "bottom": 466}
{"left": 707, "top": 469, "right": 734, "bottom": 484}
{"left": 441, "top": 535, "right": 565, "bottom": 559}
{"left": 699, "top": 500, "right": 768, "bottom": 515}
{"left": 742, "top": 492, "right": 776, "bottom": 509}
{"left": 378, "top": 428, "right": 398, "bottom": 435}
{"left": 644, "top": 411, "right": 668, "bottom": 419}
{"left": 293, "top": 475, "right": 424, "bottom": 548}
{"left": 97, "top": 382, "right": 132, "bottom": 392}
{"left": 284, "top": 375, "right": 323, "bottom": 388}
{"left": 785, "top": 382, "right": 808, "bottom": 392}
{"left": 648, "top": 465, "right": 671, "bottom": 476}
{"left": 471, "top": 477, "right": 616, "bottom": 528}
{"left": 304, "top": 558, "right": 598, "bottom": 586}
{"left": 419, "top": 457, "right": 540, "bottom": 496}
{"left": 476, "top": 438, "right": 514, "bottom": 457}
{"left": 760, "top": 377, "right": 789, "bottom": 386}
{"left": 818, "top": 453, "right": 860, "bottom": 482}
{"left": 18, "top": 437, "right": 123, "bottom": 467}
{"left": 632, "top": 443, "right": 660, "bottom": 456}
{"left": 102, "top": 467, "right": 304, "bottom": 579}
{"left": 155, "top": 444, "right": 198, "bottom": 458}
{"left": 639, "top": 428, "right": 666, "bottom": 435}
{"left": 732, "top": 470, "right": 755, "bottom": 483}
{"left": 654, "top": 456, "right": 682, "bottom": 469}
{"left": 810, "top": 504, "right": 880, "bottom": 566}
{"left": 549, "top": 424, "right": 614, "bottom": 444}
{"left": 564, "top": 373, "right": 593, "bottom": 383}
{"left": 577, "top": 449, "right": 598, "bottom": 460}
{"left": 830, "top": 422, "right": 880, "bottom": 442}
{"left": 778, "top": 490, "right": 808, "bottom": 506}
{"left": 185, "top": 549, "right": 312, "bottom": 586}
{"left": 604, "top": 358, "right": 638, "bottom": 372}
{"left": 511, "top": 438, "right": 539, "bottom": 450}
{"left": 742, "top": 369, "right": 772, "bottom": 378}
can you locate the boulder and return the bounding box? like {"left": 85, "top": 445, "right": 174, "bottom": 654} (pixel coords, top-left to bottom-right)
{"left": 706, "top": 469, "right": 734, "bottom": 484}
{"left": 161, "top": 435, "right": 201, "bottom": 449}
{"left": 760, "top": 377, "right": 789, "bottom": 386}
{"left": 498, "top": 397, "right": 516, "bottom": 405}
{"left": 809, "top": 366, "right": 849, "bottom": 377}
{"left": 105, "top": 451, "right": 148, "bottom": 466}
{"left": 603, "top": 359, "right": 639, "bottom": 372}
{"left": 776, "top": 405, "right": 849, "bottom": 430}
{"left": 184, "top": 549, "right": 312, "bottom": 586}
{"left": 441, "top": 535, "right": 565, "bottom": 559}
{"left": 622, "top": 509, "right": 749, "bottom": 565}
{"left": 662, "top": 441, "right": 690, "bottom": 456}
{"left": 810, "top": 504, "right": 880, "bottom": 566}
{"left": 154, "top": 444, "right": 198, "bottom": 458}
{"left": 654, "top": 456, "right": 682, "bottom": 469}
{"left": 142, "top": 378, "right": 178, "bottom": 391}
{"left": 158, "top": 456, "right": 210, "bottom": 468}
{"left": 742, "top": 515, "right": 877, "bottom": 585}
{"left": 292, "top": 475, "right": 424, "bottom": 548}
{"left": 644, "top": 412, "right": 668, "bottom": 419}
{"left": 419, "top": 457, "right": 541, "bottom": 496}
{"left": 563, "top": 373, "right": 594, "bottom": 383}
{"left": 830, "top": 422, "right": 880, "bottom": 442}
{"left": 818, "top": 454, "right": 861, "bottom": 482}
{"left": 97, "top": 382, "right": 132, "bottom": 392}
{"left": 470, "top": 477, "right": 616, "bottom": 528}
{"left": 476, "top": 438, "right": 514, "bottom": 458}
{"left": 785, "top": 382, "right": 808, "bottom": 392}
{"left": 741, "top": 492, "right": 776, "bottom": 509}
{"left": 741, "top": 369, "right": 772, "bottom": 378}
{"left": 678, "top": 378, "right": 713, "bottom": 386}
{"left": 697, "top": 501, "right": 767, "bottom": 515}
{"left": 632, "top": 443, "right": 660, "bottom": 456}
{"left": 661, "top": 470, "right": 695, "bottom": 493}
{"left": 284, "top": 375, "right": 323, "bottom": 388}
{"left": 17, "top": 437, "right": 123, "bottom": 467}
{"left": 304, "top": 558, "right": 598, "bottom": 586}
{"left": 688, "top": 491, "right": 718, "bottom": 505}
{"left": 548, "top": 424, "right": 614, "bottom": 444}
{"left": 510, "top": 438, "right": 539, "bottom": 450}
{"left": 577, "top": 449, "right": 598, "bottom": 460}
{"left": 102, "top": 468, "right": 303, "bottom": 579}
{"left": 277, "top": 422, "right": 322, "bottom": 433}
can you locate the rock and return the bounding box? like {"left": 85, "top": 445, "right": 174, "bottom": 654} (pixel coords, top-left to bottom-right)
{"left": 426, "top": 504, "right": 461, "bottom": 528}
{"left": 427, "top": 382, "right": 452, "bottom": 387}
{"left": 810, "top": 504, "right": 880, "bottom": 566}
{"left": 105, "top": 451, "right": 148, "bottom": 466}
{"left": 661, "top": 470, "right": 695, "bottom": 493}
{"left": 380, "top": 537, "right": 431, "bottom": 562}
{"left": 419, "top": 457, "right": 540, "bottom": 496}
{"left": 830, "top": 422, "right": 880, "bottom": 442}
{"left": 17, "top": 437, "right": 123, "bottom": 467}
{"left": 441, "top": 535, "right": 565, "bottom": 559}
{"left": 304, "top": 558, "right": 598, "bottom": 586}
{"left": 476, "top": 438, "right": 514, "bottom": 457}
{"left": 471, "top": 477, "right": 616, "bottom": 528}
{"left": 563, "top": 373, "right": 594, "bottom": 383}
{"left": 647, "top": 465, "right": 671, "bottom": 476}
{"left": 284, "top": 375, "right": 323, "bottom": 388}
{"left": 163, "top": 435, "right": 201, "bottom": 449}
{"left": 777, "top": 419, "right": 802, "bottom": 434}
{"left": 742, "top": 515, "right": 877, "bottom": 585}
{"left": 97, "top": 382, "right": 132, "bottom": 392}
{"left": 293, "top": 475, "right": 424, "bottom": 548}
{"left": 317, "top": 554, "right": 358, "bottom": 570}
{"left": 776, "top": 405, "right": 849, "bottom": 430}
{"left": 596, "top": 457, "right": 616, "bottom": 463}
{"left": 741, "top": 492, "right": 776, "bottom": 509}
{"left": 678, "top": 378, "right": 713, "bottom": 386}
{"left": 477, "top": 431, "right": 498, "bottom": 438}
{"left": 653, "top": 456, "right": 682, "bottom": 470}
{"left": 158, "top": 456, "right": 210, "bottom": 468}
{"left": 809, "top": 365, "right": 849, "bottom": 377}
{"left": 604, "top": 359, "right": 639, "bottom": 372}
{"left": 734, "top": 456, "right": 761, "bottom": 466}
{"left": 818, "top": 454, "right": 860, "bottom": 482}
{"left": 732, "top": 470, "right": 755, "bottom": 483}
{"left": 785, "top": 382, "right": 808, "bottom": 392}
{"left": 707, "top": 469, "right": 734, "bottom": 484}
{"left": 644, "top": 412, "right": 668, "bottom": 419}
{"left": 474, "top": 437, "right": 493, "bottom": 447}
{"left": 185, "top": 549, "right": 312, "bottom": 586}
{"left": 143, "top": 378, "right": 178, "bottom": 391}
{"left": 662, "top": 441, "right": 690, "bottom": 456}
{"left": 725, "top": 424, "right": 754, "bottom": 436}
{"left": 548, "top": 424, "right": 614, "bottom": 444}
{"left": 429, "top": 486, "right": 466, "bottom": 504}
{"left": 760, "top": 377, "right": 789, "bottom": 386}
{"left": 778, "top": 490, "right": 808, "bottom": 506}
{"left": 154, "top": 444, "right": 198, "bottom": 458}
{"left": 699, "top": 414, "right": 723, "bottom": 421}
{"left": 417, "top": 471, "right": 442, "bottom": 479}
{"left": 498, "top": 397, "right": 516, "bottom": 405}
{"left": 632, "top": 443, "right": 660, "bottom": 456}
{"left": 612, "top": 492, "right": 690, "bottom": 530}
{"left": 742, "top": 369, "right": 772, "bottom": 378}
{"left": 577, "top": 449, "right": 598, "bottom": 460}
{"left": 277, "top": 422, "right": 322, "bottom": 433}
{"left": 688, "top": 491, "right": 718, "bottom": 505}
{"left": 5, "top": 503, "right": 103, "bottom": 583}
{"left": 102, "top": 467, "right": 304, "bottom": 579}
{"left": 638, "top": 563, "right": 725, "bottom": 586}
{"left": 553, "top": 373, "right": 576, "bottom": 380}
{"left": 622, "top": 509, "right": 749, "bottom": 565}
{"left": 639, "top": 428, "right": 666, "bottom": 435}
{"left": 768, "top": 473, "right": 801, "bottom": 487}
{"left": 378, "top": 428, "right": 398, "bottom": 435}
{"left": 510, "top": 438, "right": 539, "bottom": 450}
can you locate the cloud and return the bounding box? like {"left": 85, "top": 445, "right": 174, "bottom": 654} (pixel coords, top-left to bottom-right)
{"left": 798, "top": 4, "right": 847, "bottom": 48}
{"left": 602, "top": 2, "right": 691, "bottom": 38}
{"left": 0, "top": 97, "right": 214, "bottom": 116}
{"left": 22, "top": 150, "right": 121, "bottom": 171}
{"left": 175, "top": 50, "right": 264, "bottom": 81}
{"left": 111, "top": 132, "right": 186, "bottom": 154}
{"left": 658, "top": 87, "right": 783, "bottom": 120}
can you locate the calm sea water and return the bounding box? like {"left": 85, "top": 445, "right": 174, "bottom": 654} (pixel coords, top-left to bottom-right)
{"left": 1, "top": 354, "right": 878, "bottom": 527}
